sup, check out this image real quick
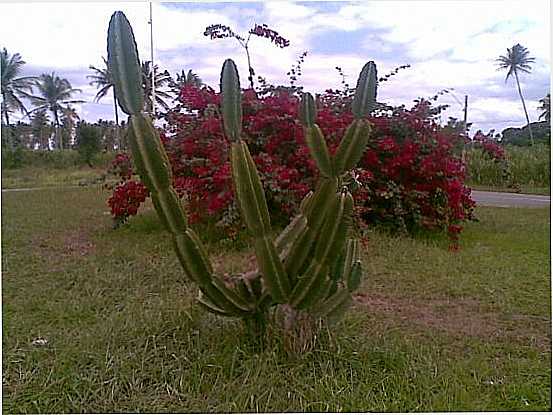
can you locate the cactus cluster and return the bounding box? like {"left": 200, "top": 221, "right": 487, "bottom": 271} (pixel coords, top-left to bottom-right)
{"left": 106, "top": 11, "right": 377, "bottom": 335}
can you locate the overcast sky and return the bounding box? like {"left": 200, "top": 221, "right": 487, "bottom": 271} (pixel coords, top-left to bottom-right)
{"left": 1, "top": 1, "right": 550, "bottom": 134}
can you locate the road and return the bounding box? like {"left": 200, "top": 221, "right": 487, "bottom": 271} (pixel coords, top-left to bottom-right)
{"left": 471, "top": 190, "right": 550, "bottom": 208}
{"left": 1, "top": 186, "right": 550, "bottom": 208}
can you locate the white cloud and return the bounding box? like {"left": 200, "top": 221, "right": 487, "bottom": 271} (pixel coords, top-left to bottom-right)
{"left": 1, "top": 0, "right": 549, "bottom": 135}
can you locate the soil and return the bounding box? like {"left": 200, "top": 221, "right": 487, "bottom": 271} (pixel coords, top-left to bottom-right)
{"left": 353, "top": 292, "right": 551, "bottom": 350}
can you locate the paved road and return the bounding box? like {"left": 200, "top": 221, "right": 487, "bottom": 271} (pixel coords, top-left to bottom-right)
{"left": 472, "top": 190, "right": 550, "bottom": 208}
{"left": 2, "top": 186, "right": 550, "bottom": 208}
{"left": 2, "top": 185, "right": 83, "bottom": 193}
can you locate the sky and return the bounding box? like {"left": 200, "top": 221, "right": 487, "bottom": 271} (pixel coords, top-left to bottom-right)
{"left": 1, "top": 0, "right": 550, "bottom": 135}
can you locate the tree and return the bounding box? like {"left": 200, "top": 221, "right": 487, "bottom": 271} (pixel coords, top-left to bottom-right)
{"left": 204, "top": 23, "right": 290, "bottom": 89}
{"left": 538, "top": 93, "right": 550, "bottom": 123}
{"left": 96, "top": 119, "right": 118, "bottom": 151}
{"left": 75, "top": 121, "right": 101, "bottom": 167}
{"left": 1, "top": 48, "right": 36, "bottom": 149}
{"left": 141, "top": 61, "right": 173, "bottom": 115}
{"left": 496, "top": 43, "right": 536, "bottom": 145}
{"left": 60, "top": 106, "right": 80, "bottom": 149}
{"left": 13, "top": 121, "right": 33, "bottom": 149}
{"left": 88, "top": 57, "right": 122, "bottom": 148}
{"left": 170, "top": 69, "right": 203, "bottom": 93}
{"left": 0, "top": 48, "right": 35, "bottom": 125}
{"left": 26, "top": 73, "right": 84, "bottom": 150}
{"left": 31, "top": 109, "right": 52, "bottom": 150}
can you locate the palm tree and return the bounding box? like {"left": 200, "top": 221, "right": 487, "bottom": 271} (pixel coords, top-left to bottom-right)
{"left": 0, "top": 48, "right": 35, "bottom": 126}
{"left": 1, "top": 48, "right": 36, "bottom": 149}
{"left": 30, "top": 109, "right": 52, "bottom": 150}
{"left": 60, "top": 106, "right": 80, "bottom": 149}
{"left": 171, "top": 69, "right": 203, "bottom": 90}
{"left": 88, "top": 57, "right": 121, "bottom": 147}
{"left": 26, "top": 73, "right": 84, "bottom": 150}
{"left": 538, "top": 93, "right": 550, "bottom": 123}
{"left": 141, "top": 61, "right": 173, "bottom": 115}
{"left": 496, "top": 43, "right": 536, "bottom": 145}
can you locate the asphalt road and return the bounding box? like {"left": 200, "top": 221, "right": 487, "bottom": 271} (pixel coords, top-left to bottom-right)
{"left": 2, "top": 186, "right": 550, "bottom": 208}
{"left": 471, "top": 190, "right": 550, "bottom": 208}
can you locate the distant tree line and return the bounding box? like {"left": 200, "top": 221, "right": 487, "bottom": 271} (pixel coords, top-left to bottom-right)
{"left": 1, "top": 47, "right": 203, "bottom": 156}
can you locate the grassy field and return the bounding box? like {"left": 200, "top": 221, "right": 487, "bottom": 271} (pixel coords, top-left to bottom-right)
{"left": 2, "top": 186, "right": 551, "bottom": 413}
{"left": 1, "top": 166, "right": 110, "bottom": 190}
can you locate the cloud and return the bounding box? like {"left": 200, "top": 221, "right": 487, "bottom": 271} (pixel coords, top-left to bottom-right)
{"left": 1, "top": 0, "right": 549, "bottom": 135}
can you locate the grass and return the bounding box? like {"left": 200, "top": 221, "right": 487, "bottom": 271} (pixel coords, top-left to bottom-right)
{"left": 2, "top": 186, "right": 551, "bottom": 413}
{"left": 466, "top": 144, "right": 550, "bottom": 194}
{"left": 1, "top": 165, "right": 111, "bottom": 189}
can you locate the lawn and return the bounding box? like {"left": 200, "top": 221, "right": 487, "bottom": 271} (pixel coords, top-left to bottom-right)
{"left": 1, "top": 165, "right": 111, "bottom": 190}
{"left": 2, "top": 186, "right": 551, "bottom": 413}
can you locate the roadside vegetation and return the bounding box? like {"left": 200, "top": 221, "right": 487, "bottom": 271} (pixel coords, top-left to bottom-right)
{"left": 466, "top": 143, "right": 550, "bottom": 194}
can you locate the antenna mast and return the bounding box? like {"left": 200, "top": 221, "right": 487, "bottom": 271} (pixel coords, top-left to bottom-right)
{"left": 149, "top": 2, "right": 155, "bottom": 116}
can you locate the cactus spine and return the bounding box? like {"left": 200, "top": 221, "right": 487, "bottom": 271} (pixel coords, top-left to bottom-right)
{"left": 106, "top": 11, "right": 378, "bottom": 337}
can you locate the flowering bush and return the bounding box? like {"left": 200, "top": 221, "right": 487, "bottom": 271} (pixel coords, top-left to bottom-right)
{"left": 466, "top": 130, "right": 513, "bottom": 190}
{"left": 109, "top": 79, "right": 475, "bottom": 247}
{"left": 105, "top": 152, "right": 149, "bottom": 227}
{"left": 108, "top": 152, "right": 134, "bottom": 180}
{"left": 472, "top": 130, "right": 506, "bottom": 161}
{"left": 107, "top": 180, "right": 150, "bottom": 227}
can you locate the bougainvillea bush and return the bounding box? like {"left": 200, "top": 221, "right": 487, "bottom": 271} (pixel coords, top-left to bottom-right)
{"left": 105, "top": 152, "right": 150, "bottom": 227}
{"left": 107, "top": 79, "right": 475, "bottom": 248}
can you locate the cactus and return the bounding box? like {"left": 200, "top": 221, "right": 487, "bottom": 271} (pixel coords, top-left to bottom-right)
{"left": 106, "top": 11, "right": 378, "bottom": 340}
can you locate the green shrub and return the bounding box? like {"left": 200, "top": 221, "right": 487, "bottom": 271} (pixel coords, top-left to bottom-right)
{"left": 1, "top": 149, "right": 114, "bottom": 170}
{"left": 467, "top": 144, "right": 550, "bottom": 188}
{"left": 75, "top": 122, "right": 102, "bottom": 167}
{"left": 507, "top": 144, "right": 550, "bottom": 187}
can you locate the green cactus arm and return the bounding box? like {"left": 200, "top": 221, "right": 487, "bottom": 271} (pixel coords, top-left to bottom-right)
{"left": 197, "top": 291, "right": 236, "bottom": 317}
{"left": 274, "top": 190, "right": 312, "bottom": 257}
{"left": 299, "top": 93, "right": 334, "bottom": 178}
{"left": 107, "top": 11, "right": 144, "bottom": 115}
{"left": 341, "top": 239, "right": 358, "bottom": 284}
{"left": 299, "top": 92, "right": 316, "bottom": 128}
{"left": 220, "top": 59, "right": 292, "bottom": 302}
{"left": 305, "top": 125, "right": 334, "bottom": 178}
{"left": 275, "top": 214, "right": 308, "bottom": 254}
{"left": 254, "top": 236, "right": 291, "bottom": 303}
{"left": 284, "top": 178, "right": 338, "bottom": 277}
{"left": 310, "top": 287, "right": 352, "bottom": 324}
{"left": 333, "top": 119, "right": 372, "bottom": 176}
{"left": 108, "top": 12, "right": 260, "bottom": 318}
{"left": 346, "top": 261, "right": 363, "bottom": 292}
{"left": 289, "top": 262, "right": 328, "bottom": 309}
{"left": 342, "top": 239, "right": 363, "bottom": 291}
{"left": 288, "top": 190, "right": 353, "bottom": 308}
{"left": 351, "top": 61, "right": 377, "bottom": 119}
{"left": 312, "top": 191, "right": 353, "bottom": 265}
{"left": 333, "top": 60, "right": 377, "bottom": 175}
{"left": 230, "top": 141, "right": 271, "bottom": 234}
{"left": 230, "top": 141, "right": 292, "bottom": 302}
{"left": 221, "top": 59, "right": 243, "bottom": 142}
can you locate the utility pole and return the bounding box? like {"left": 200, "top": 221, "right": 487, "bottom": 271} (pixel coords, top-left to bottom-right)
{"left": 149, "top": 2, "right": 155, "bottom": 116}
{"left": 461, "top": 94, "right": 469, "bottom": 164}
{"left": 463, "top": 95, "right": 468, "bottom": 138}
